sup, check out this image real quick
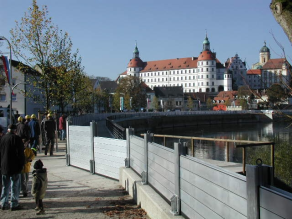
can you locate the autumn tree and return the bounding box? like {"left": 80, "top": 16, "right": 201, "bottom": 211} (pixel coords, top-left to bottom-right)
{"left": 238, "top": 85, "right": 252, "bottom": 98}
{"left": 266, "top": 83, "right": 288, "bottom": 105}
{"left": 186, "top": 96, "right": 194, "bottom": 111}
{"left": 152, "top": 96, "right": 159, "bottom": 111}
{"left": 206, "top": 98, "right": 213, "bottom": 110}
{"left": 112, "top": 91, "right": 121, "bottom": 112}
{"left": 10, "top": 0, "right": 85, "bottom": 111}
{"left": 116, "top": 76, "right": 147, "bottom": 111}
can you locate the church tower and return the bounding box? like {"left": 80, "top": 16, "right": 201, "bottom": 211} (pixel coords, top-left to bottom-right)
{"left": 259, "top": 41, "right": 270, "bottom": 65}
{"left": 202, "top": 34, "right": 210, "bottom": 51}
{"left": 224, "top": 70, "right": 232, "bottom": 91}
{"left": 127, "top": 42, "right": 144, "bottom": 77}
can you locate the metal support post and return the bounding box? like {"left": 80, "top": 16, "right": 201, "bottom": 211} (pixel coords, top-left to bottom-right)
{"left": 142, "top": 132, "right": 150, "bottom": 185}
{"left": 66, "top": 117, "right": 70, "bottom": 166}
{"left": 246, "top": 160, "right": 273, "bottom": 219}
{"left": 89, "top": 121, "right": 96, "bottom": 174}
{"left": 171, "top": 142, "right": 182, "bottom": 215}
{"left": 125, "top": 128, "right": 133, "bottom": 167}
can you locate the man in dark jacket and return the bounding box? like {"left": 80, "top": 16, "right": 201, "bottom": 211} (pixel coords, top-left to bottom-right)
{"left": 28, "top": 114, "right": 40, "bottom": 156}
{"left": 16, "top": 116, "right": 31, "bottom": 141}
{"left": 44, "top": 114, "right": 56, "bottom": 156}
{"left": 0, "top": 124, "right": 25, "bottom": 210}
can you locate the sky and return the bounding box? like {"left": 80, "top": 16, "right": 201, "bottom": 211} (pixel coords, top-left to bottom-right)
{"left": 1, "top": 0, "right": 292, "bottom": 80}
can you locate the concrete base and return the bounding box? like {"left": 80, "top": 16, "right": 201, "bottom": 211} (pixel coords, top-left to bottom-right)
{"left": 119, "top": 167, "right": 184, "bottom": 219}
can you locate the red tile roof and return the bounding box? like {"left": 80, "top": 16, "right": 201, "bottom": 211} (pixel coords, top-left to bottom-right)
{"left": 140, "top": 57, "right": 197, "bottom": 72}
{"left": 262, "top": 58, "right": 285, "bottom": 69}
{"left": 137, "top": 57, "right": 223, "bottom": 73}
{"left": 128, "top": 57, "right": 144, "bottom": 67}
{"left": 247, "top": 69, "right": 261, "bottom": 75}
{"left": 198, "top": 50, "right": 216, "bottom": 61}
{"left": 216, "top": 91, "right": 238, "bottom": 99}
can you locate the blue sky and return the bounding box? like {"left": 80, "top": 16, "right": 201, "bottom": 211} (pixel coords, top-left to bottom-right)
{"left": 1, "top": 0, "right": 292, "bottom": 80}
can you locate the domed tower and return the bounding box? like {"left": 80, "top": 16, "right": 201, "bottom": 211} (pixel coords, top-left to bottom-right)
{"left": 259, "top": 41, "right": 270, "bottom": 65}
{"left": 127, "top": 42, "right": 144, "bottom": 77}
{"left": 202, "top": 35, "right": 210, "bottom": 51}
{"left": 197, "top": 34, "right": 216, "bottom": 92}
{"left": 224, "top": 69, "right": 232, "bottom": 91}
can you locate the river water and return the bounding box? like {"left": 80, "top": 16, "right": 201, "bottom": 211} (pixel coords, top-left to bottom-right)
{"left": 156, "top": 121, "right": 292, "bottom": 164}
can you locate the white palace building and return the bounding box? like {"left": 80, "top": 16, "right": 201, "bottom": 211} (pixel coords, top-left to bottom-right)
{"left": 118, "top": 35, "right": 247, "bottom": 93}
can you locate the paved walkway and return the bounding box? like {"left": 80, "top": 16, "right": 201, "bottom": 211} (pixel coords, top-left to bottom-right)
{"left": 1, "top": 142, "right": 149, "bottom": 219}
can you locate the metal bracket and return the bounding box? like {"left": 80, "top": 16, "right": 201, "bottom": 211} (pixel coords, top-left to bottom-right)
{"left": 66, "top": 154, "right": 70, "bottom": 166}
{"left": 125, "top": 158, "right": 130, "bottom": 168}
{"left": 170, "top": 194, "right": 180, "bottom": 215}
{"left": 141, "top": 171, "right": 147, "bottom": 185}
{"left": 90, "top": 160, "right": 95, "bottom": 174}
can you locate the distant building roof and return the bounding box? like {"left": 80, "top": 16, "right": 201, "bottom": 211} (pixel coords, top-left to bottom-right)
{"left": 154, "top": 86, "right": 183, "bottom": 98}
{"left": 262, "top": 58, "right": 286, "bottom": 69}
{"left": 99, "top": 81, "right": 117, "bottom": 93}
{"left": 247, "top": 69, "right": 262, "bottom": 75}
{"left": 135, "top": 57, "right": 223, "bottom": 73}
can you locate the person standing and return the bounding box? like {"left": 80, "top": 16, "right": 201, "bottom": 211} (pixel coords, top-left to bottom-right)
{"left": 21, "top": 139, "right": 35, "bottom": 197}
{"left": 44, "top": 114, "right": 56, "bottom": 156}
{"left": 28, "top": 114, "right": 40, "bottom": 156}
{"left": 16, "top": 116, "right": 31, "bottom": 141}
{"left": 24, "top": 115, "right": 31, "bottom": 125}
{"left": 31, "top": 159, "right": 47, "bottom": 215}
{"left": 58, "top": 114, "right": 66, "bottom": 141}
{"left": 0, "top": 124, "right": 25, "bottom": 211}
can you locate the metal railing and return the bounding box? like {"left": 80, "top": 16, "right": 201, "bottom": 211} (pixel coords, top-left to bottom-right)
{"left": 141, "top": 133, "right": 275, "bottom": 175}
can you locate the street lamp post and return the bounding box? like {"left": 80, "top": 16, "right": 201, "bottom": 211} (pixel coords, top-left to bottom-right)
{"left": 0, "top": 36, "right": 13, "bottom": 125}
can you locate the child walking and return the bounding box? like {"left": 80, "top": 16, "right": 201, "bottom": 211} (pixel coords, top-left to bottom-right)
{"left": 31, "top": 159, "right": 48, "bottom": 215}
{"left": 21, "top": 139, "right": 35, "bottom": 197}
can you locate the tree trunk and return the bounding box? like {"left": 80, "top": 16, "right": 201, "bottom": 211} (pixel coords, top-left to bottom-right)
{"left": 270, "top": 0, "right": 292, "bottom": 44}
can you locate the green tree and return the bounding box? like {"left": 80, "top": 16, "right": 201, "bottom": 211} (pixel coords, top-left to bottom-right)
{"left": 206, "top": 98, "right": 213, "bottom": 110}
{"left": 266, "top": 83, "right": 287, "bottom": 105}
{"left": 152, "top": 96, "right": 159, "bottom": 111}
{"left": 116, "top": 76, "right": 146, "bottom": 111}
{"left": 187, "top": 96, "right": 194, "bottom": 111}
{"left": 124, "top": 93, "right": 131, "bottom": 110}
{"left": 10, "top": 0, "right": 84, "bottom": 111}
{"left": 239, "top": 99, "right": 248, "bottom": 110}
{"left": 113, "top": 91, "right": 121, "bottom": 112}
{"left": 238, "top": 85, "right": 251, "bottom": 98}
